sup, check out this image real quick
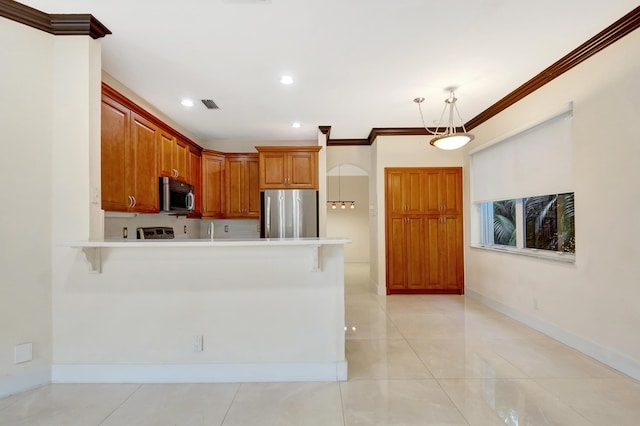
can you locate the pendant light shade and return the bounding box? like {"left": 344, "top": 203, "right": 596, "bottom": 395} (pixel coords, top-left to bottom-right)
{"left": 414, "top": 89, "right": 474, "bottom": 150}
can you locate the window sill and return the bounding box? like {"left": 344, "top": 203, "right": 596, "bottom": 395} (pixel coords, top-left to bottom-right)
{"left": 471, "top": 244, "right": 575, "bottom": 263}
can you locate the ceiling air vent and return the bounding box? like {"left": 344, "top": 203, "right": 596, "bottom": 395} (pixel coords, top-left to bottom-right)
{"left": 201, "top": 99, "right": 219, "bottom": 110}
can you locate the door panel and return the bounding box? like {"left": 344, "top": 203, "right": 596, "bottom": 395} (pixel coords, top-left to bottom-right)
{"left": 101, "top": 98, "right": 129, "bottom": 211}
{"left": 130, "top": 113, "right": 158, "bottom": 213}
{"left": 405, "top": 216, "right": 424, "bottom": 289}
{"left": 441, "top": 168, "right": 462, "bottom": 215}
{"left": 404, "top": 170, "right": 424, "bottom": 214}
{"left": 387, "top": 215, "right": 407, "bottom": 290}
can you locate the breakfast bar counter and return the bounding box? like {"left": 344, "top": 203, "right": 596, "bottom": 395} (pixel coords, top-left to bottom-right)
{"left": 55, "top": 238, "right": 350, "bottom": 384}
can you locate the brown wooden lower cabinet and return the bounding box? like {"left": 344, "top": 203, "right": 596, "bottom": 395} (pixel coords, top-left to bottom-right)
{"left": 385, "top": 167, "right": 464, "bottom": 294}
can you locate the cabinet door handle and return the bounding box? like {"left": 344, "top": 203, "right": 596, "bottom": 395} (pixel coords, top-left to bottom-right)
{"left": 128, "top": 195, "right": 133, "bottom": 208}
{"left": 132, "top": 196, "right": 136, "bottom": 208}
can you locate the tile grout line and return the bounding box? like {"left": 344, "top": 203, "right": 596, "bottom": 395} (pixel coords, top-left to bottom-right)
{"left": 338, "top": 381, "right": 347, "bottom": 426}
{"left": 218, "top": 383, "right": 242, "bottom": 426}
{"left": 97, "top": 383, "right": 142, "bottom": 426}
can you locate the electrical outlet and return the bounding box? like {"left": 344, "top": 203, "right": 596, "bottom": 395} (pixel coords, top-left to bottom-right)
{"left": 184, "top": 225, "right": 187, "bottom": 234}
{"left": 193, "top": 335, "right": 203, "bottom": 352}
{"left": 123, "top": 227, "right": 128, "bottom": 239}
{"left": 224, "top": 225, "right": 229, "bottom": 232}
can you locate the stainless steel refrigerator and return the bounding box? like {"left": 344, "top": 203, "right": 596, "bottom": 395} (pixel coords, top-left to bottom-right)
{"left": 260, "top": 190, "right": 318, "bottom": 238}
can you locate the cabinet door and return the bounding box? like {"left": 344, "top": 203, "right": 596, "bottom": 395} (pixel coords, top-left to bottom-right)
{"left": 423, "top": 216, "right": 442, "bottom": 289}
{"left": 404, "top": 169, "right": 425, "bottom": 214}
{"left": 423, "top": 169, "right": 442, "bottom": 215}
{"left": 246, "top": 156, "right": 260, "bottom": 217}
{"left": 159, "top": 132, "right": 175, "bottom": 178}
{"left": 385, "top": 169, "right": 406, "bottom": 215}
{"left": 101, "top": 97, "right": 130, "bottom": 211}
{"left": 440, "top": 168, "right": 462, "bottom": 215}
{"left": 386, "top": 215, "right": 407, "bottom": 290}
{"left": 385, "top": 168, "right": 424, "bottom": 214}
{"left": 130, "top": 112, "right": 158, "bottom": 213}
{"left": 188, "top": 150, "right": 202, "bottom": 216}
{"left": 405, "top": 215, "right": 425, "bottom": 289}
{"left": 174, "top": 139, "right": 189, "bottom": 181}
{"left": 424, "top": 168, "right": 462, "bottom": 215}
{"left": 439, "top": 215, "right": 464, "bottom": 291}
{"left": 288, "top": 151, "right": 316, "bottom": 188}
{"left": 260, "top": 152, "right": 287, "bottom": 189}
{"left": 202, "top": 152, "right": 224, "bottom": 218}
{"left": 225, "top": 156, "right": 245, "bottom": 217}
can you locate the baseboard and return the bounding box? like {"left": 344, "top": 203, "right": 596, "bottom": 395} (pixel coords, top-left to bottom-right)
{"left": 466, "top": 289, "right": 640, "bottom": 381}
{"left": 0, "top": 366, "right": 51, "bottom": 399}
{"left": 51, "top": 361, "right": 348, "bottom": 383}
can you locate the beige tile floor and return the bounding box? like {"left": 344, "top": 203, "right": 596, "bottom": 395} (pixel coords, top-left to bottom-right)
{"left": 2, "top": 263, "right": 640, "bottom": 425}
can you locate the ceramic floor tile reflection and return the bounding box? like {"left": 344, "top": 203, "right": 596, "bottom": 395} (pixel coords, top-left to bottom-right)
{"left": 535, "top": 378, "right": 640, "bottom": 425}
{"left": 388, "top": 312, "right": 468, "bottom": 339}
{"left": 2, "top": 263, "right": 640, "bottom": 425}
{"left": 345, "top": 305, "right": 404, "bottom": 340}
{"left": 346, "top": 339, "right": 433, "bottom": 379}
{"left": 340, "top": 379, "right": 468, "bottom": 425}
{"left": 408, "top": 337, "right": 528, "bottom": 379}
{"left": 221, "top": 382, "right": 344, "bottom": 426}
{"left": 488, "top": 338, "right": 624, "bottom": 379}
{"left": 439, "top": 378, "right": 592, "bottom": 425}
{"left": 0, "top": 384, "right": 139, "bottom": 426}
{"left": 100, "top": 383, "right": 239, "bottom": 426}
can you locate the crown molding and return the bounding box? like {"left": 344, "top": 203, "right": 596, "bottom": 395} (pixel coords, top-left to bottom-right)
{"left": 324, "top": 6, "right": 640, "bottom": 146}
{"left": 0, "top": 0, "right": 111, "bottom": 39}
{"left": 464, "top": 5, "right": 640, "bottom": 130}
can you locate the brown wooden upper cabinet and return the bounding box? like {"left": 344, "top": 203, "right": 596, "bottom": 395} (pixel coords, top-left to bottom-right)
{"left": 225, "top": 154, "right": 260, "bottom": 218}
{"left": 201, "top": 150, "right": 225, "bottom": 219}
{"left": 255, "top": 146, "right": 322, "bottom": 190}
{"left": 159, "top": 131, "right": 189, "bottom": 182}
{"left": 101, "top": 93, "right": 159, "bottom": 213}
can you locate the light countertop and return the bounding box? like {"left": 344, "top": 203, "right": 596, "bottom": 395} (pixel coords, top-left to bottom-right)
{"left": 63, "top": 237, "right": 351, "bottom": 248}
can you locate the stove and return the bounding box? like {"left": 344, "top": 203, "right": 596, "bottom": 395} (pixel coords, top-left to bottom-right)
{"left": 136, "top": 227, "right": 175, "bottom": 240}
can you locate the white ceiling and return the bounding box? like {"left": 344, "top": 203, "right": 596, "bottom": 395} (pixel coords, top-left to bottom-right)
{"left": 20, "top": 0, "right": 640, "bottom": 144}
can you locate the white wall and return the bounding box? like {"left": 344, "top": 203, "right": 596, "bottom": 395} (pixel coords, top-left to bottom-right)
{"left": 464, "top": 28, "right": 640, "bottom": 379}
{"left": 326, "top": 176, "right": 369, "bottom": 262}
{"left": 373, "top": 136, "right": 466, "bottom": 294}
{"left": 51, "top": 244, "right": 347, "bottom": 383}
{"left": 0, "top": 10, "right": 103, "bottom": 399}
{"left": 0, "top": 17, "right": 54, "bottom": 397}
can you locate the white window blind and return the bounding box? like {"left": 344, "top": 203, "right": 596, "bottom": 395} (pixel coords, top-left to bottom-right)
{"left": 470, "top": 106, "right": 573, "bottom": 203}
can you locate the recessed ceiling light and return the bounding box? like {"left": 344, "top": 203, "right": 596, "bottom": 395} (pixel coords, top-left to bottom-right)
{"left": 181, "top": 99, "right": 194, "bottom": 107}
{"left": 280, "top": 76, "right": 294, "bottom": 85}
{"left": 292, "top": 122, "right": 301, "bottom": 128}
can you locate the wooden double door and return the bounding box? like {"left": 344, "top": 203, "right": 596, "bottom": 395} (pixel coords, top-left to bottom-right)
{"left": 385, "top": 167, "right": 464, "bottom": 294}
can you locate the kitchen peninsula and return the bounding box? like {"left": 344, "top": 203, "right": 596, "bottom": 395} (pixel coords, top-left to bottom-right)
{"left": 58, "top": 237, "right": 350, "bottom": 383}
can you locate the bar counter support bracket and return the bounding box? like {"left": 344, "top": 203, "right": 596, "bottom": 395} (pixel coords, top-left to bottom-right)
{"left": 311, "top": 245, "right": 321, "bottom": 272}
{"left": 81, "top": 247, "right": 102, "bottom": 273}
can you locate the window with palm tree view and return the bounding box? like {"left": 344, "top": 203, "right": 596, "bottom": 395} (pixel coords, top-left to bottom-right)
{"left": 480, "top": 193, "right": 575, "bottom": 253}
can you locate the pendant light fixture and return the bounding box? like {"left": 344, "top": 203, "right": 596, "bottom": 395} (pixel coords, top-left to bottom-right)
{"left": 327, "top": 165, "right": 355, "bottom": 210}
{"left": 414, "top": 89, "right": 474, "bottom": 150}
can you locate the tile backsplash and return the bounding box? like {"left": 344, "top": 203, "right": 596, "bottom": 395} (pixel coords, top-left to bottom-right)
{"left": 104, "top": 213, "right": 259, "bottom": 240}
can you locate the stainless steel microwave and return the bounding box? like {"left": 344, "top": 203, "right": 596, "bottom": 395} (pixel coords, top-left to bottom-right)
{"left": 160, "top": 177, "right": 194, "bottom": 213}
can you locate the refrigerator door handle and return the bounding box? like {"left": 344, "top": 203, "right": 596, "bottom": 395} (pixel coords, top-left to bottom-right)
{"left": 265, "top": 196, "right": 271, "bottom": 238}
